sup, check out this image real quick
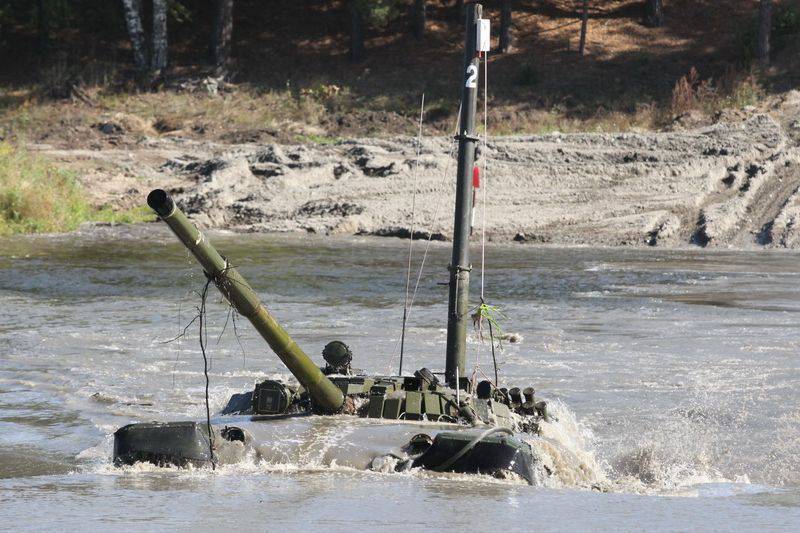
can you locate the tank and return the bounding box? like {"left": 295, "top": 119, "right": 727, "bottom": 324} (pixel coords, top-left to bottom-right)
{"left": 113, "top": 3, "right": 554, "bottom": 484}
{"left": 114, "top": 191, "right": 550, "bottom": 482}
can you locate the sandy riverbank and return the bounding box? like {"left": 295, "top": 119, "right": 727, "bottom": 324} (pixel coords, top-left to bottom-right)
{"left": 32, "top": 92, "right": 800, "bottom": 248}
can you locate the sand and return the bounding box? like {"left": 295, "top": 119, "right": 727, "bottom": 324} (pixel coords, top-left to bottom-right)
{"left": 34, "top": 92, "right": 800, "bottom": 249}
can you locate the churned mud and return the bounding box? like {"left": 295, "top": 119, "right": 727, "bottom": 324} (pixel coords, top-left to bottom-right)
{"left": 32, "top": 91, "right": 800, "bottom": 248}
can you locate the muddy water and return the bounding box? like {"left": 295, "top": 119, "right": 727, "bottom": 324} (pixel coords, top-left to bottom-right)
{"left": 1, "top": 225, "right": 799, "bottom": 531}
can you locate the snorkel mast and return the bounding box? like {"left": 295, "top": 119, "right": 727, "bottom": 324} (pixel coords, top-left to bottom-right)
{"left": 445, "top": 1, "right": 484, "bottom": 387}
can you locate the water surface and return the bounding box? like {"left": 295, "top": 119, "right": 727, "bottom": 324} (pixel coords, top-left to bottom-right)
{"left": 1, "top": 226, "right": 799, "bottom": 531}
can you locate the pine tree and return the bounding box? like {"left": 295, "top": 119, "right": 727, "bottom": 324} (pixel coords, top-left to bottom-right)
{"left": 499, "top": 0, "right": 512, "bottom": 53}
{"left": 349, "top": 0, "right": 396, "bottom": 62}
{"left": 412, "top": 0, "right": 426, "bottom": 39}
{"left": 213, "top": 0, "right": 234, "bottom": 72}
{"left": 36, "top": 0, "right": 49, "bottom": 55}
{"left": 579, "top": 0, "right": 588, "bottom": 56}
{"left": 349, "top": 0, "right": 365, "bottom": 62}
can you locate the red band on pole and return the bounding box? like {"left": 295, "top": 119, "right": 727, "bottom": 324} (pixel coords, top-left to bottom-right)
{"left": 472, "top": 166, "right": 480, "bottom": 188}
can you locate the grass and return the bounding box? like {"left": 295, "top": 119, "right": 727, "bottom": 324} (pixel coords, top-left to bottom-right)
{"left": 472, "top": 302, "right": 507, "bottom": 347}
{"left": 97, "top": 89, "right": 327, "bottom": 133}
{"left": 0, "top": 143, "right": 89, "bottom": 235}
{"left": 0, "top": 73, "right": 762, "bottom": 145}
{"left": 0, "top": 0, "right": 795, "bottom": 145}
{"left": 0, "top": 143, "right": 153, "bottom": 235}
{"left": 669, "top": 67, "right": 763, "bottom": 119}
{"left": 0, "top": 31, "right": 779, "bottom": 146}
{"left": 0, "top": 85, "right": 330, "bottom": 144}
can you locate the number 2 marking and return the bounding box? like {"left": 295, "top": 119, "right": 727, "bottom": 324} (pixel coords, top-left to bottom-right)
{"left": 465, "top": 64, "right": 478, "bottom": 88}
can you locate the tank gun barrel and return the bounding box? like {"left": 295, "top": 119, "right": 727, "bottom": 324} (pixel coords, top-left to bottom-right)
{"left": 147, "top": 189, "right": 344, "bottom": 414}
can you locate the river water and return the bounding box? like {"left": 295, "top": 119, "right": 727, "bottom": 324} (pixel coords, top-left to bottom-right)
{"left": 1, "top": 225, "right": 799, "bottom": 531}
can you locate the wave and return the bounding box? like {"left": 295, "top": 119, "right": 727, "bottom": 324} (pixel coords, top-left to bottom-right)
{"left": 76, "top": 389, "right": 789, "bottom": 496}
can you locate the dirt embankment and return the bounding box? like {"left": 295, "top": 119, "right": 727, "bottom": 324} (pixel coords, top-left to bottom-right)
{"left": 34, "top": 91, "right": 800, "bottom": 249}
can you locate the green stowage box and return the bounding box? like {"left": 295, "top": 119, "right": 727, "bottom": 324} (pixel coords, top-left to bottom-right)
{"left": 382, "top": 397, "right": 402, "bottom": 419}
{"left": 338, "top": 382, "right": 366, "bottom": 395}
{"left": 405, "top": 391, "right": 422, "bottom": 419}
{"left": 368, "top": 394, "right": 385, "bottom": 418}
{"left": 331, "top": 377, "right": 376, "bottom": 396}
{"left": 369, "top": 385, "right": 386, "bottom": 398}
{"left": 423, "top": 393, "right": 442, "bottom": 416}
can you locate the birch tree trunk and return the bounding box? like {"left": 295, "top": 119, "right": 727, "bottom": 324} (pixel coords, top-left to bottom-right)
{"left": 121, "top": 0, "right": 148, "bottom": 74}
{"left": 151, "top": 0, "right": 168, "bottom": 72}
{"left": 644, "top": 0, "right": 663, "bottom": 28}
{"left": 412, "top": 0, "right": 426, "bottom": 39}
{"left": 757, "top": 0, "right": 773, "bottom": 65}
{"left": 499, "top": 0, "right": 512, "bottom": 53}
{"left": 212, "top": 0, "right": 234, "bottom": 72}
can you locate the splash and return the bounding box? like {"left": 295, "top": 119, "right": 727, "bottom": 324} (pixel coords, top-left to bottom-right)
{"left": 522, "top": 399, "right": 609, "bottom": 490}
{"left": 75, "top": 387, "right": 782, "bottom": 495}
{"left": 603, "top": 399, "right": 752, "bottom": 495}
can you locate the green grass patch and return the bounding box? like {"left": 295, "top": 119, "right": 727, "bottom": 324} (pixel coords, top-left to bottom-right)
{"left": 0, "top": 143, "right": 153, "bottom": 235}
{"left": 92, "top": 204, "right": 156, "bottom": 225}
{"left": 472, "top": 302, "right": 507, "bottom": 347}
{"left": 0, "top": 143, "right": 91, "bottom": 235}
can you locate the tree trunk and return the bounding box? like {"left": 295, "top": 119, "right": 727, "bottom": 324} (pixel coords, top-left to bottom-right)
{"left": 349, "top": 1, "right": 365, "bottom": 62}
{"left": 643, "top": 0, "right": 663, "bottom": 28}
{"left": 36, "top": 0, "right": 49, "bottom": 56}
{"left": 499, "top": 0, "right": 512, "bottom": 53}
{"left": 121, "top": 0, "right": 148, "bottom": 74}
{"left": 213, "top": 0, "right": 234, "bottom": 72}
{"left": 151, "top": 0, "right": 168, "bottom": 72}
{"left": 578, "top": 0, "right": 588, "bottom": 56}
{"left": 757, "top": 0, "right": 773, "bottom": 65}
{"left": 412, "top": 0, "right": 426, "bottom": 39}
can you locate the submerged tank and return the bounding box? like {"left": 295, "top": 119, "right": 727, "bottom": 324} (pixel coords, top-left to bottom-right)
{"left": 114, "top": 2, "right": 554, "bottom": 484}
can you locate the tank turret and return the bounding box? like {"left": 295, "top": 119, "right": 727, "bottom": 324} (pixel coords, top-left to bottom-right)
{"left": 146, "top": 189, "right": 344, "bottom": 414}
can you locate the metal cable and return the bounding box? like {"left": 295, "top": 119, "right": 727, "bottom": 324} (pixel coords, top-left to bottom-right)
{"left": 386, "top": 103, "right": 462, "bottom": 374}
{"left": 399, "top": 94, "right": 426, "bottom": 375}
{"left": 480, "top": 51, "right": 488, "bottom": 303}
{"left": 433, "top": 426, "right": 514, "bottom": 472}
{"left": 198, "top": 277, "right": 216, "bottom": 469}
{"left": 479, "top": 50, "right": 499, "bottom": 386}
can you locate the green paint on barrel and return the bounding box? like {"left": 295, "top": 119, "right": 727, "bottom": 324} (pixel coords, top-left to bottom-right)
{"left": 147, "top": 189, "right": 344, "bottom": 414}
